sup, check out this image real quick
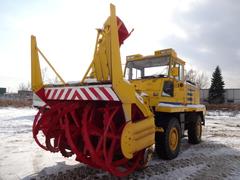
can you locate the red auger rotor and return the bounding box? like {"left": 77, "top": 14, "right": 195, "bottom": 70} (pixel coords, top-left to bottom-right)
{"left": 33, "top": 98, "right": 146, "bottom": 177}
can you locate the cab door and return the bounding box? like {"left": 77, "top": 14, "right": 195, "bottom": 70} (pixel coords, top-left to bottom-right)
{"left": 172, "top": 61, "right": 185, "bottom": 103}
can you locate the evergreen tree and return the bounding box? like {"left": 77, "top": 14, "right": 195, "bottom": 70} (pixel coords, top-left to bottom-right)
{"left": 208, "top": 66, "right": 225, "bottom": 104}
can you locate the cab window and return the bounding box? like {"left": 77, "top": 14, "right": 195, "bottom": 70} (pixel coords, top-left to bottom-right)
{"left": 174, "top": 63, "right": 184, "bottom": 81}
{"left": 162, "top": 80, "right": 173, "bottom": 97}
{"left": 125, "top": 56, "right": 170, "bottom": 80}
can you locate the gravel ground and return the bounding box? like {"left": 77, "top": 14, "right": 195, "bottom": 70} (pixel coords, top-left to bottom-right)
{"left": 1, "top": 108, "right": 240, "bottom": 180}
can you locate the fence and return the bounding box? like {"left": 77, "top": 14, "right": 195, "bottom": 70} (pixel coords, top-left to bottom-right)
{"left": 200, "top": 89, "right": 240, "bottom": 103}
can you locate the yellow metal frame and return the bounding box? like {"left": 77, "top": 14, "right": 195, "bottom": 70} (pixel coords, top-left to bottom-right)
{"left": 108, "top": 4, "right": 155, "bottom": 158}
{"left": 155, "top": 104, "right": 206, "bottom": 113}
{"left": 38, "top": 48, "right": 65, "bottom": 84}
{"left": 81, "top": 30, "right": 101, "bottom": 82}
{"left": 31, "top": 35, "right": 43, "bottom": 92}
{"left": 31, "top": 35, "right": 65, "bottom": 93}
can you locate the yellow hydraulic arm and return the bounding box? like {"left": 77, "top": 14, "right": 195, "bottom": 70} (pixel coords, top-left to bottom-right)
{"left": 83, "top": 4, "right": 155, "bottom": 158}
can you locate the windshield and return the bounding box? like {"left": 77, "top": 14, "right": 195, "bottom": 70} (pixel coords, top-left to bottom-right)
{"left": 125, "top": 56, "right": 170, "bottom": 80}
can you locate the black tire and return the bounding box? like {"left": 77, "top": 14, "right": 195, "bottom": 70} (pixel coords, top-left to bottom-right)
{"left": 155, "top": 117, "right": 181, "bottom": 160}
{"left": 188, "top": 115, "right": 202, "bottom": 144}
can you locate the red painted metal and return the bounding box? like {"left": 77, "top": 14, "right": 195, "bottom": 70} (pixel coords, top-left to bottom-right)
{"left": 44, "top": 86, "right": 119, "bottom": 101}
{"left": 33, "top": 105, "right": 49, "bottom": 150}
{"left": 33, "top": 98, "right": 146, "bottom": 177}
{"left": 33, "top": 103, "right": 72, "bottom": 155}
{"left": 63, "top": 102, "right": 99, "bottom": 168}
{"left": 33, "top": 104, "right": 58, "bottom": 152}
{"left": 102, "top": 103, "right": 144, "bottom": 176}
{"left": 117, "top": 16, "right": 133, "bottom": 45}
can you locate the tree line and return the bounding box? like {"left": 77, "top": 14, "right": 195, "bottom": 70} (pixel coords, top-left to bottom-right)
{"left": 186, "top": 66, "right": 225, "bottom": 104}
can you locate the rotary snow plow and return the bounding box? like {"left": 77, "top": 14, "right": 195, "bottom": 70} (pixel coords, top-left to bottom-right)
{"left": 32, "top": 3, "right": 206, "bottom": 177}
{"left": 31, "top": 4, "right": 155, "bottom": 177}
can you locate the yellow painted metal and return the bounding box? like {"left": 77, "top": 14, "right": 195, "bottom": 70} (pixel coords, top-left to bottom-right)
{"left": 169, "top": 127, "right": 178, "bottom": 151}
{"left": 121, "top": 116, "right": 155, "bottom": 159}
{"left": 81, "top": 30, "right": 101, "bottom": 82}
{"left": 77, "top": 4, "right": 155, "bottom": 158}
{"left": 101, "top": 4, "right": 153, "bottom": 120}
{"left": 155, "top": 105, "right": 206, "bottom": 113}
{"left": 31, "top": 35, "right": 43, "bottom": 92}
{"left": 31, "top": 35, "right": 66, "bottom": 92}
{"left": 106, "top": 5, "right": 155, "bottom": 157}
{"left": 81, "top": 61, "right": 94, "bottom": 82}
{"left": 154, "top": 48, "right": 177, "bottom": 57}
{"left": 126, "top": 54, "right": 143, "bottom": 61}
{"left": 127, "top": 49, "right": 205, "bottom": 114}
{"left": 155, "top": 127, "right": 164, "bottom": 133}
{"left": 37, "top": 48, "right": 65, "bottom": 84}
{"left": 130, "top": 77, "right": 185, "bottom": 106}
{"left": 171, "top": 67, "right": 179, "bottom": 77}
{"left": 90, "top": 23, "right": 111, "bottom": 81}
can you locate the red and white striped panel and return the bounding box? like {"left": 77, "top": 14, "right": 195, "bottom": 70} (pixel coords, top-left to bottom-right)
{"left": 44, "top": 85, "right": 119, "bottom": 101}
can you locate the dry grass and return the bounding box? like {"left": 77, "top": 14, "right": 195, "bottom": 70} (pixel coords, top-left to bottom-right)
{"left": 205, "top": 103, "right": 240, "bottom": 111}
{"left": 0, "top": 99, "right": 32, "bottom": 107}
{"left": 0, "top": 98, "right": 239, "bottom": 111}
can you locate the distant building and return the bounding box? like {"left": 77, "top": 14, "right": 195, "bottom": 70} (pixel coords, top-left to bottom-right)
{"left": 200, "top": 89, "right": 240, "bottom": 103}
{"left": 17, "top": 90, "right": 33, "bottom": 101}
{"left": 18, "top": 90, "right": 32, "bottom": 98}
{"left": 0, "top": 90, "right": 33, "bottom": 101}
{"left": 0, "top": 88, "right": 6, "bottom": 95}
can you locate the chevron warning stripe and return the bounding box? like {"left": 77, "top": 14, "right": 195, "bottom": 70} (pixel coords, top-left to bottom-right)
{"left": 44, "top": 85, "right": 119, "bottom": 101}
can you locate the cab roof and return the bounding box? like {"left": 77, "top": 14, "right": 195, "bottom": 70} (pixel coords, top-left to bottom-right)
{"left": 126, "top": 48, "right": 186, "bottom": 65}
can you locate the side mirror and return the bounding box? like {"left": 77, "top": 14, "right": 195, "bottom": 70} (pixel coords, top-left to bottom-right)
{"left": 171, "top": 67, "right": 179, "bottom": 77}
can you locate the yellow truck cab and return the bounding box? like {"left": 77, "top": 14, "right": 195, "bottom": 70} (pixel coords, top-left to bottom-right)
{"left": 125, "top": 48, "right": 206, "bottom": 159}
{"left": 125, "top": 48, "right": 202, "bottom": 111}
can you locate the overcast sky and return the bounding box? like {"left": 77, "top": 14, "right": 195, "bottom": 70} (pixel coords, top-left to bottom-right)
{"left": 0, "top": 0, "right": 239, "bottom": 92}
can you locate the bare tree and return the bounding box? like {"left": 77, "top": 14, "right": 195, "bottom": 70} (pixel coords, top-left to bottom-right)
{"left": 18, "top": 68, "right": 60, "bottom": 92}
{"left": 41, "top": 67, "right": 48, "bottom": 83}
{"left": 185, "top": 69, "right": 209, "bottom": 89}
{"left": 18, "top": 82, "right": 31, "bottom": 91}
{"left": 185, "top": 69, "right": 197, "bottom": 83}
{"left": 48, "top": 76, "right": 60, "bottom": 84}
{"left": 195, "top": 72, "right": 209, "bottom": 89}
{"left": 41, "top": 67, "right": 60, "bottom": 84}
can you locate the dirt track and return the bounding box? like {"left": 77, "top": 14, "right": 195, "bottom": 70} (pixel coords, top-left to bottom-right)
{"left": 24, "top": 111, "right": 240, "bottom": 180}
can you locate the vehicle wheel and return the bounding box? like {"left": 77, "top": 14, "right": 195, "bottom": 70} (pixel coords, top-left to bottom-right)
{"left": 155, "top": 117, "right": 181, "bottom": 160}
{"left": 188, "top": 115, "right": 202, "bottom": 144}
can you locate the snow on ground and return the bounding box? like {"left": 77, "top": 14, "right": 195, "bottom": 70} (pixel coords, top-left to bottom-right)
{"left": 0, "top": 108, "right": 79, "bottom": 180}
{"left": 0, "top": 108, "right": 240, "bottom": 179}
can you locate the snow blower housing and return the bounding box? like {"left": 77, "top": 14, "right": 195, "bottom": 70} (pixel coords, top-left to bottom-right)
{"left": 31, "top": 4, "right": 205, "bottom": 177}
